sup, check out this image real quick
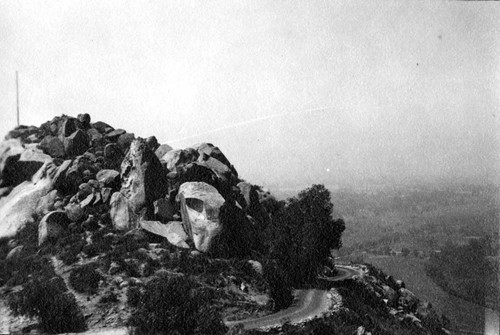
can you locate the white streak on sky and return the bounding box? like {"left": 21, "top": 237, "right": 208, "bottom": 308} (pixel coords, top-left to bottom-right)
{"left": 167, "top": 106, "right": 335, "bottom": 144}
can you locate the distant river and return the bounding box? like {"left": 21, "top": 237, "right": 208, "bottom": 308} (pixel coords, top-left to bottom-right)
{"left": 364, "top": 256, "right": 499, "bottom": 335}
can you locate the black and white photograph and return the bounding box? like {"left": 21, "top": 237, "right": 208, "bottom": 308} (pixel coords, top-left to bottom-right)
{"left": 0, "top": 1, "right": 498, "bottom": 334}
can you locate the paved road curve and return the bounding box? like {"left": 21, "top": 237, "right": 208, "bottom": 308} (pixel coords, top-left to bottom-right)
{"left": 225, "top": 265, "right": 362, "bottom": 330}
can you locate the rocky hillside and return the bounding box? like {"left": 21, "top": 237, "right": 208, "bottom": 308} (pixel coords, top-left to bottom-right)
{"left": 0, "top": 114, "right": 272, "bottom": 252}
{"left": 0, "top": 114, "right": 449, "bottom": 334}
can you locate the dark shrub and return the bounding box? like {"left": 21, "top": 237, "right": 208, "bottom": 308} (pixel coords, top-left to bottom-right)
{"left": 4, "top": 255, "right": 55, "bottom": 287}
{"left": 127, "top": 286, "right": 141, "bottom": 307}
{"left": 57, "top": 234, "right": 85, "bottom": 265}
{"left": 69, "top": 263, "right": 102, "bottom": 294}
{"left": 99, "top": 290, "right": 118, "bottom": 304}
{"left": 7, "top": 276, "right": 86, "bottom": 333}
{"left": 82, "top": 243, "right": 99, "bottom": 257}
{"left": 128, "top": 275, "right": 227, "bottom": 335}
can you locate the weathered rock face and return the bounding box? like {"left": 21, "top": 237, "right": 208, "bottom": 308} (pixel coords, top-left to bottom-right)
{"left": 39, "top": 135, "right": 65, "bottom": 158}
{"left": 0, "top": 139, "right": 46, "bottom": 188}
{"left": 96, "top": 169, "right": 120, "bottom": 188}
{"left": 176, "top": 182, "right": 225, "bottom": 252}
{"left": 161, "top": 148, "right": 199, "bottom": 171}
{"left": 154, "top": 144, "right": 173, "bottom": 159}
{"left": 110, "top": 192, "right": 133, "bottom": 231}
{"left": 38, "top": 211, "right": 70, "bottom": 245}
{"left": 109, "top": 139, "right": 167, "bottom": 230}
{"left": 0, "top": 161, "right": 60, "bottom": 239}
{"left": 192, "top": 143, "right": 237, "bottom": 177}
{"left": 64, "top": 129, "right": 89, "bottom": 157}
{"left": 161, "top": 143, "right": 239, "bottom": 201}
{"left": 120, "top": 139, "right": 166, "bottom": 214}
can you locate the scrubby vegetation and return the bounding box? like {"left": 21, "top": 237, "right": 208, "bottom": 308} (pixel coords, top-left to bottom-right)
{"left": 128, "top": 275, "right": 227, "bottom": 335}
{"left": 69, "top": 263, "right": 103, "bottom": 294}
{"left": 7, "top": 273, "right": 86, "bottom": 333}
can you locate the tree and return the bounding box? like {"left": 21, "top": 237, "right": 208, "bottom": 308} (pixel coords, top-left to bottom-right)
{"left": 265, "top": 184, "right": 345, "bottom": 285}
{"left": 401, "top": 247, "right": 410, "bottom": 257}
{"left": 263, "top": 261, "right": 294, "bottom": 311}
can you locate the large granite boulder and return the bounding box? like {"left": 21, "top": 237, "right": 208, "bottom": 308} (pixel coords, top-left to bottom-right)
{"left": 161, "top": 148, "right": 199, "bottom": 171}
{"left": 96, "top": 169, "right": 120, "bottom": 188}
{"left": 0, "top": 140, "right": 50, "bottom": 189}
{"left": 59, "top": 117, "right": 78, "bottom": 137}
{"left": 192, "top": 143, "right": 237, "bottom": 177}
{"left": 0, "top": 161, "right": 61, "bottom": 239}
{"left": 110, "top": 192, "right": 135, "bottom": 231}
{"left": 176, "top": 182, "right": 225, "bottom": 252}
{"left": 38, "top": 211, "right": 70, "bottom": 245}
{"left": 154, "top": 144, "right": 173, "bottom": 160}
{"left": 162, "top": 143, "right": 238, "bottom": 200}
{"left": 116, "top": 132, "right": 135, "bottom": 153}
{"left": 63, "top": 129, "right": 89, "bottom": 157}
{"left": 39, "top": 135, "right": 65, "bottom": 158}
{"left": 110, "top": 138, "right": 167, "bottom": 230}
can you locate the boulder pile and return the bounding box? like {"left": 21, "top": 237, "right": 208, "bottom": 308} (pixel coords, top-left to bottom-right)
{"left": 358, "top": 265, "right": 449, "bottom": 331}
{"left": 0, "top": 114, "right": 273, "bottom": 255}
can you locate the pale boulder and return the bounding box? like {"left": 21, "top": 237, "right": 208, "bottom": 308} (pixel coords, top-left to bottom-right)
{"left": 140, "top": 220, "right": 189, "bottom": 248}
{"left": 154, "top": 144, "right": 173, "bottom": 160}
{"left": 0, "top": 162, "right": 59, "bottom": 239}
{"left": 177, "top": 182, "right": 225, "bottom": 252}
{"left": 120, "top": 138, "right": 166, "bottom": 217}
{"left": 110, "top": 192, "right": 132, "bottom": 231}
{"left": 38, "top": 211, "right": 69, "bottom": 245}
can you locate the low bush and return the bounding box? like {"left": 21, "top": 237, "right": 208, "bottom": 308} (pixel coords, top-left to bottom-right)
{"left": 7, "top": 276, "right": 86, "bottom": 333}
{"left": 69, "top": 263, "right": 102, "bottom": 294}
{"left": 128, "top": 275, "right": 227, "bottom": 335}
{"left": 99, "top": 290, "right": 118, "bottom": 304}
{"left": 3, "top": 254, "right": 55, "bottom": 287}
{"left": 127, "top": 286, "right": 141, "bottom": 307}
{"left": 57, "top": 234, "right": 85, "bottom": 265}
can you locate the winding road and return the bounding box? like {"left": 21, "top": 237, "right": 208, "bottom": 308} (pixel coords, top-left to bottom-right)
{"left": 225, "top": 265, "right": 363, "bottom": 330}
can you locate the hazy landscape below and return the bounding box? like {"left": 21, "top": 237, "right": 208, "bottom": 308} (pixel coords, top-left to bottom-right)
{"left": 273, "top": 181, "right": 498, "bottom": 334}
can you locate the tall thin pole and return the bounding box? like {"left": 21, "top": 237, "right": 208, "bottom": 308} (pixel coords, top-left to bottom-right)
{"left": 16, "top": 71, "right": 19, "bottom": 126}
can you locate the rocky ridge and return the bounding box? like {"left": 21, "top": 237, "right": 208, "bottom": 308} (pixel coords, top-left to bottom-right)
{"left": 0, "top": 114, "right": 271, "bottom": 255}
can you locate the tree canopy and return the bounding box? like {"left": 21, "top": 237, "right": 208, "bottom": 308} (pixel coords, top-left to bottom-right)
{"left": 265, "top": 184, "right": 345, "bottom": 285}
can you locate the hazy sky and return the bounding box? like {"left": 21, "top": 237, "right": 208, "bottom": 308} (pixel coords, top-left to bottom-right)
{"left": 1, "top": 1, "right": 498, "bottom": 189}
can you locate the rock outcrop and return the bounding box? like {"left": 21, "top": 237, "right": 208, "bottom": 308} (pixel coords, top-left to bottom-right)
{"left": 38, "top": 211, "right": 70, "bottom": 245}
{"left": 176, "top": 182, "right": 225, "bottom": 252}
{"left": 110, "top": 138, "right": 167, "bottom": 231}
{"left": 0, "top": 114, "right": 275, "bottom": 255}
{"left": 0, "top": 162, "right": 60, "bottom": 239}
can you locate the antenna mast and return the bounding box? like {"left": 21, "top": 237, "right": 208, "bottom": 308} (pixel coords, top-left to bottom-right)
{"left": 16, "top": 71, "right": 20, "bottom": 126}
